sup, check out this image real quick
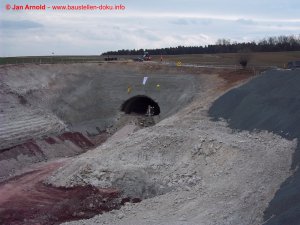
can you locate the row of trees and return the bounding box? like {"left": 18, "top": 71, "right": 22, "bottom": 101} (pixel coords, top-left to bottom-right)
{"left": 102, "top": 35, "right": 300, "bottom": 56}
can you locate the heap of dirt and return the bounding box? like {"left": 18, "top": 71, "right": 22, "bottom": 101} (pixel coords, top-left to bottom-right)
{"left": 209, "top": 69, "right": 300, "bottom": 225}
{"left": 47, "top": 71, "right": 296, "bottom": 225}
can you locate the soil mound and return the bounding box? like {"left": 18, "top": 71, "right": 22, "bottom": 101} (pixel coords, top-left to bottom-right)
{"left": 209, "top": 69, "right": 300, "bottom": 225}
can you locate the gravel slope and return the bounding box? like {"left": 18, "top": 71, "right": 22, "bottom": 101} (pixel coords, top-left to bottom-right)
{"left": 45, "top": 71, "right": 296, "bottom": 225}
{"left": 209, "top": 69, "right": 300, "bottom": 225}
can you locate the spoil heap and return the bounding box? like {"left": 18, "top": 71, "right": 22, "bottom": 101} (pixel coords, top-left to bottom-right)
{"left": 209, "top": 69, "right": 300, "bottom": 225}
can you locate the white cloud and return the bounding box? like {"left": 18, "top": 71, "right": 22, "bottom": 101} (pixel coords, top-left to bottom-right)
{"left": 0, "top": 0, "right": 299, "bottom": 56}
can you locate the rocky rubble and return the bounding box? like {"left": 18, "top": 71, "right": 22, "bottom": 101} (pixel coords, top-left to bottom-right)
{"left": 46, "top": 73, "right": 297, "bottom": 225}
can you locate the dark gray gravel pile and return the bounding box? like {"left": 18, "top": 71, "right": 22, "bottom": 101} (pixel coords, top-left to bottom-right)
{"left": 209, "top": 69, "right": 300, "bottom": 225}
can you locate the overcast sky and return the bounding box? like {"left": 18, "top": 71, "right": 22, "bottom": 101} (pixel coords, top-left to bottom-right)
{"left": 0, "top": 0, "right": 299, "bottom": 56}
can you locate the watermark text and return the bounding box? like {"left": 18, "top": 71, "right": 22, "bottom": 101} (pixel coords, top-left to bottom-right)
{"left": 5, "top": 3, "right": 126, "bottom": 11}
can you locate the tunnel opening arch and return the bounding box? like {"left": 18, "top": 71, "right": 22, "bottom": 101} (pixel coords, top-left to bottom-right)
{"left": 121, "top": 95, "right": 160, "bottom": 116}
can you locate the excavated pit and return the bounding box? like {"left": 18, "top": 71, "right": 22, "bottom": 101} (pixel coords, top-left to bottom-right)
{"left": 0, "top": 62, "right": 199, "bottom": 225}
{"left": 0, "top": 62, "right": 197, "bottom": 178}
{"left": 2, "top": 63, "right": 299, "bottom": 225}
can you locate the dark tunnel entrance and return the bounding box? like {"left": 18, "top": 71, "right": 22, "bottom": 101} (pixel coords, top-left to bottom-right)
{"left": 121, "top": 95, "right": 160, "bottom": 116}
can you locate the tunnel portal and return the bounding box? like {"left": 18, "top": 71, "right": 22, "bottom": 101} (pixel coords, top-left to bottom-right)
{"left": 121, "top": 95, "right": 160, "bottom": 116}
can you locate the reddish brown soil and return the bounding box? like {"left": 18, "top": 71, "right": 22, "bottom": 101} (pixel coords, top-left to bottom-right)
{"left": 58, "top": 132, "right": 94, "bottom": 149}
{"left": 44, "top": 137, "right": 56, "bottom": 145}
{"left": 0, "top": 161, "right": 123, "bottom": 225}
{"left": 218, "top": 68, "right": 262, "bottom": 90}
{"left": 1, "top": 140, "right": 45, "bottom": 161}
{"left": 89, "top": 132, "right": 110, "bottom": 146}
{"left": 1, "top": 132, "right": 94, "bottom": 161}
{"left": 0, "top": 130, "right": 139, "bottom": 225}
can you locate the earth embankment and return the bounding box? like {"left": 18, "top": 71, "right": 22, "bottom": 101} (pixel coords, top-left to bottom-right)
{"left": 209, "top": 69, "right": 300, "bottom": 225}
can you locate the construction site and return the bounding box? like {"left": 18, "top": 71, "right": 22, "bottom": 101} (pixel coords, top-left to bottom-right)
{"left": 0, "top": 56, "right": 300, "bottom": 225}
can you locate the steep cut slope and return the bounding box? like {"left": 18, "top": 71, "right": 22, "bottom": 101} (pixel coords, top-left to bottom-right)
{"left": 0, "top": 82, "right": 66, "bottom": 150}
{"left": 0, "top": 63, "right": 197, "bottom": 136}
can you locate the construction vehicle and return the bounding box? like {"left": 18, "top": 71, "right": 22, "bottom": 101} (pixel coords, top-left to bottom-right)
{"left": 143, "top": 51, "right": 151, "bottom": 61}
{"left": 133, "top": 51, "right": 151, "bottom": 62}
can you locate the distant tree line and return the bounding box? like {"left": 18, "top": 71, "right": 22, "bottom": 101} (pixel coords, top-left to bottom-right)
{"left": 102, "top": 35, "right": 300, "bottom": 56}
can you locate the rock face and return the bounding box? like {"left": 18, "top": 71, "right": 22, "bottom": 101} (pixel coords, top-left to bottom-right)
{"left": 0, "top": 63, "right": 197, "bottom": 137}
{"left": 0, "top": 132, "right": 95, "bottom": 181}
{"left": 0, "top": 82, "right": 66, "bottom": 150}
{"left": 209, "top": 69, "right": 300, "bottom": 225}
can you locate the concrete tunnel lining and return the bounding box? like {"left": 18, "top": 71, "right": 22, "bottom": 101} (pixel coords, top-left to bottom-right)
{"left": 121, "top": 95, "right": 160, "bottom": 116}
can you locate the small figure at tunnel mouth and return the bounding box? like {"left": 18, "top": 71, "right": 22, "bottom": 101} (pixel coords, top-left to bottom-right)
{"left": 146, "top": 105, "right": 155, "bottom": 117}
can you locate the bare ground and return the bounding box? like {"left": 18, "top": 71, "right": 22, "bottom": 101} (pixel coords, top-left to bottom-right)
{"left": 46, "top": 69, "right": 296, "bottom": 225}
{"left": 0, "top": 159, "right": 122, "bottom": 225}
{"left": 0, "top": 63, "right": 297, "bottom": 225}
